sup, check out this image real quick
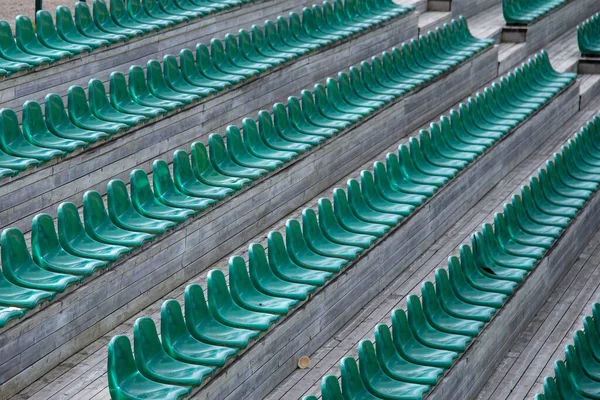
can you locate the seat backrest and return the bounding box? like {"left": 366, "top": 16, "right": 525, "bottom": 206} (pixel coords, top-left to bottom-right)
{"left": 107, "top": 336, "right": 138, "bottom": 395}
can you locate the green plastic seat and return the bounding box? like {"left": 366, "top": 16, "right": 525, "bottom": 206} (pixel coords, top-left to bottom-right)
{"left": 179, "top": 48, "right": 230, "bottom": 91}
{"left": 346, "top": 179, "right": 402, "bottom": 226}
{"left": 384, "top": 152, "right": 438, "bottom": 197}
{"left": 129, "top": 0, "right": 173, "bottom": 30}
{"left": 0, "top": 267, "right": 54, "bottom": 309}
{"left": 332, "top": 187, "right": 390, "bottom": 237}
{"left": 111, "top": 0, "right": 158, "bottom": 33}
{"left": 257, "top": 110, "right": 312, "bottom": 154}
{"left": 0, "top": 167, "right": 17, "bottom": 179}
{"left": 390, "top": 309, "right": 458, "bottom": 368}
{"left": 421, "top": 281, "right": 484, "bottom": 337}
{"left": 211, "top": 38, "right": 258, "bottom": 77}
{"left": 107, "top": 179, "right": 177, "bottom": 234}
{"left": 0, "top": 21, "right": 51, "bottom": 67}
{"left": 302, "top": 208, "right": 363, "bottom": 260}
{"left": 173, "top": 149, "right": 233, "bottom": 200}
{"left": 109, "top": 71, "right": 166, "bottom": 118}
{"left": 130, "top": 168, "right": 196, "bottom": 222}
{"left": 163, "top": 54, "right": 215, "bottom": 97}
{"left": 338, "top": 357, "right": 383, "bottom": 400}
{"left": 15, "top": 15, "right": 72, "bottom": 61}
{"left": 190, "top": 141, "right": 251, "bottom": 190}
{"left": 147, "top": 59, "right": 199, "bottom": 103}
{"left": 56, "top": 6, "right": 110, "bottom": 49}
{"left": 153, "top": 159, "right": 216, "bottom": 211}
{"left": 229, "top": 256, "right": 299, "bottom": 314}
{"left": 374, "top": 323, "right": 444, "bottom": 385}
{"left": 195, "top": 43, "right": 245, "bottom": 85}
{"left": 94, "top": 0, "right": 143, "bottom": 38}
{"left": 248, "top": 243, "right": 316, "bottom": 300}
{"left": 206, "top": 269, "right": 279, "bottom": 331}
{"left": 225, "top": 33, "right": 271, "bottom": 72}
{"left": 83, "top": 190, "right": 154, "bottom": 247}
{"left": 358, "top": 340, "right": 431, "bottom": 399}
{"left": 360, "top": 170, "right": 415, "bottom": 215}
{"left": 273, "top": 102, "right": 324, "bottom": 146}
{"left": 133, "top": 317, "right": 214, "bottom": 386}
{"left": 32, "top": 213, "right": 109, "bottom": 276}
{"left": 184, "top": 283, "right": 260, "bottom": 348}
{"left": 0, "top": 306, "right": 26, "bottom": 328}
{"left": 22, "top": 100, "right": 86, "bottom": 152}
{"left": 267, "top": 231, "right": 334, "bottom": 286}
{"left": 287, "top": 96, "right": 338, "bottom": 138}
{"left": 159, "top": 0, "right": 198, "bottom": 20}
{"left": 58, "top": 202, "right": 132, "bottom": 261}
{"left": 208, "top": 133, "right": 268, "bottom": 179}
{"left": 143, "top": 0, "right": 187, "bottom": 24}
{"left": 286, "top": 219, "right": 347, "bottom": 273}
{"left": 241, "top": 117, "right": 298, "bottom": 162}
{"left": 75, "top": 2, "right": 126, "bottom": 43}
{"left": 161, "top": 299, "right": 237, "bottom": 367}
{"left": 88, "top": 79, "right": 147, "bottom": 126}
{"left": 318, "top": 197, "right": 378, "bottom": 248}
{"left": 68, "top": 86, "right": 129, "bottom": 133}
{"left": 251, "top": 23, "right": 298, "bottom": 62}
{"left": 434, "top": 268, "right": 497, "bottom": 322}
{"left": 1, "top": 228, "right": 83, "bottom": 292}
{"left": 459, "top": 243, "right": 523, "bottom": 289}
{"left": 108, "top": 335, "right": 192, "bottom": 400}
{"left": 36, "top": 10, "right": 91, "bottom": 54}
{"left": 238, "top": 29, "right": 286, "bottom": 67}
{"left": 0, "top": 108, "right": 64, "bottom": 162}
{"left": 225, "top": 126, "right": 283, "bottom": 171}
{"left": 128, "top": 66, "right": 183, "bottom": 111}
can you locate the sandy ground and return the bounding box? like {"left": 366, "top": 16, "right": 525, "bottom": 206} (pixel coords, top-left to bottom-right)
{"left": 0, "top": 0, "right": 76, "bottom": 30}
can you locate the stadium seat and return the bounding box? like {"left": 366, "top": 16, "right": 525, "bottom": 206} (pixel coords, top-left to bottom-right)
{"left": 503, "top": 0, "right": 569, "bottom": 25}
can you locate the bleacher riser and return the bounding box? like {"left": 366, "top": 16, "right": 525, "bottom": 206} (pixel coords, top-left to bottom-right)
{"left": 0, "top": 0, "right": 320, "bottom": 113}
{"left": 499, "top": 0, "right": 600, "bottom": 74}
{"left": 0, "top": 12, "right": 419, "bottom": 233}
{"left": 0, "top": 44, "right": 497, "bottom": 399}
{"left": 425, "top": 98, "right": 599, "bottom": 400}
{"left": 451, "top": 0, "right": 501, "bottom": 19}
{"left": 191, "top": 68, "right": 581, "bottom": 400}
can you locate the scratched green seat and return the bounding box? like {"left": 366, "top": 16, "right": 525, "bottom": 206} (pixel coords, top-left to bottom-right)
{"left": 226, "top": 126, "right": 283, "bottom": 171}
{"left": 189, "top": 141, "right": 251, "bottom": 190}
{"left": 172, "top": 149, "right": 233, "bottom": 200}
{"left": 56, "top": 6, "right": 110, "bottom": 49}
{"left": 109, "top": 71, "right": 167, "bottom": 118}
{"left": 74, "top": 2, "right": 127, "bottom": 43}
{"left": 88, "top": 79, "right": 147, "bottom": 126}
{"left": 208, "top": 133, "right": 269, "bottom": 179}
{"left": 0, "top": 21, "right": 51, "bottom": 67}
{"left": 108, "top": 335, "right": 192, "bottom": 400}
{"left": 285, "top": 218, "right": 348, "bottom": 273}
{"left": 15, "top": 15, "right": 72, "bottom": 61}
{"left": 36, "top": 10, "right": 91, "bottom": 54}
{"left": 206, "top": 268, "right": 279, "bottom": 331}
{"left": 153, "top": 159, "right": 216, "bottom": 211}
{"left": 67, "top": 86, "right": 129, "bottom": 134}
{"left": 107, "top": 178, "right": 178, "bottom": 234}
{"left": 57, "top": 202, "right": 132, "bottom": 261}
{"left": 301, "top": 208, "right": 364, "bottom": 260}
{"left": 1, "top": 227, "right": 83, "bottom": 292}
{"left": 128, "top": 66, "right": 184, "bottom": 112}
{"left": 184, "top": 283, "right": 260, "bottom": 348}
{"left": 93, "top": 0, "right": 143, "bottom": 38}
{"left": 374, "top": 323, "right": 444, "bottom": 385}
{"left": 128, "top": 0, "right": 173, "bottom": 30}
{"left": 579, "top": 13, "right": 600, "bottom": 56}
{"left": 228, "top": 256, "right": 299, "bottom": 314}
{"left": 358, "top": 340, "right": 431, "bottom": 399}
{"left": 146, "top": 59, "right": 199, "bottom": 103}
{"left": 179, "top": 48, "right": 230, "bottom": 91}
{"left": 163, "top": 54, "right": 215, "bottom": 97}
{"left": 161, "top": 299, "right": 238, "bottom": 367}
{"left": 83, "top": 190, "right": 154, "bottom": 247}
{"left": 247, "top": 242, "right": 316, "bottom": 300}
{"left": 0, "top": 306, "right": 26, "bottom": 328}
{"left": 0, "top": 108, "right": 64, "bottom": 162}
{"left": 31, "top": 213, "right": 109, "bottom": 276}
{"left": 0, "top": 267, "right": 54, "bottom": 309}
{"left": 133, "top": 317, "right": 214, "bottom": 386}
{"left": 143, "top": 0, "right": 187, "bottom": 24}
{"left": 130, "top": 169, "right": 196, "bottom": 222}
{"left": 22, "top": 100, "right": 86, "bottom": 152}
{"left": 267, "top": 231, "right": 334, "bottom": 287}
{"left": 111, "top": 0, "right": 158, "bottom": 34}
